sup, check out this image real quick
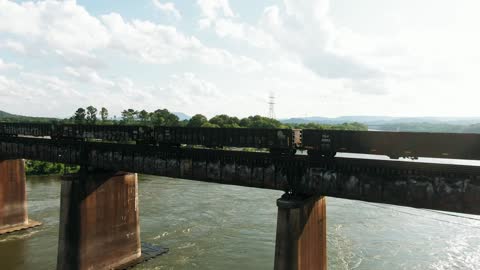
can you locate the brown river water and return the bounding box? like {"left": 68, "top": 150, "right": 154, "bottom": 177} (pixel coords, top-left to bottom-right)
{"left": 1, "top": 173, "right": 480, "bottom": 270}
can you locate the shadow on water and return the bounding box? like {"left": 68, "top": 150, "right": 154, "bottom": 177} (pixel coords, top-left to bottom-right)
{"left": 0, "top": 235, "right": 27, "bottom": 270}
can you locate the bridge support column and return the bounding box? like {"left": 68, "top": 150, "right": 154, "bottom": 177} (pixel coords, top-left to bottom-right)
{"left": 0, "top": 159, "right": 41, "bottom": 234}
{"left": 274, "top": 195, "right": 327, "bottom": 270}
{"left": 57, "top": 168, "right": 141, "bottom": 270}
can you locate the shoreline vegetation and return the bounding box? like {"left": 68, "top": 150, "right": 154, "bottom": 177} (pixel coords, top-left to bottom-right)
{"left": 9, "top": 106, "right": 368, "bottom": 175}
{"left": 25, "top": 160, "right": 80, "bottom": 176}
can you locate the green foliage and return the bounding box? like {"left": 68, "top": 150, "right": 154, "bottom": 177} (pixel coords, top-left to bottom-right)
{"left": 1, "top": 107, "right": 367, "bottom": 132}
{"left": 121, "top": 108, "right": 138, "bottom": 124}
{"left": 179, "top": 119, "right": 189, "bottom": 127}
{"left": 73, "top": 108, "right": 86, "bottom": 123}
{"left": 138, "top": 110, "right": 150, "bottom": 122}
{"left": 201, "top": 122, "right": 220, "bottom": 128}
{"left": 187, "top": 114, "right": 208, "bottom": 127}
{"left": 25, "top": 160, "right": 80, "bottom": 176}
{"left": 209, "top": 114, "right": 240, "bottom": 128}
{"left": 100, "top": 107, "right": 109, "bottom": 121}
{"left": 286, "top": 122, "right": 368, "bottom": 131}
{"left": 239, "top": 115, "right": 287, "bottom": 129}
{"left": 150, "top": 109, "right": 180, "bottom": 126}
{"left": 86, "top": 106, "right": 97, "bottom": 124}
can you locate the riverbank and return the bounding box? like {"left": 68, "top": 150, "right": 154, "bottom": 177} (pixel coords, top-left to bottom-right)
{"left": 25, "top": 160, "right": 79, "bottom": 176}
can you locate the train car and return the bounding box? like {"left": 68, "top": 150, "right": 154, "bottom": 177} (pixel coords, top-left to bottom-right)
{"left": 57, "top": 124, "right": 153, "bottom": 143}
{"left": 0, "top": 123, "right": 296, "bottom": 152}
{"left": 301, "top": 129, "right": 480, "bottom": 160}
{"left": 153, "top": 127, "right": 295, "bottom": 152}
{"left": 0, "top": 122, "right": 54, "bottom": 137}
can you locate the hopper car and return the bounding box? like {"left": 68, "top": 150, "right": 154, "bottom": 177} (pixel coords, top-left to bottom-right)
{"left": 0, "top": 123, "right": 294, "bottom": 154}
{"left": 301, "top": 129, "right": 480, "bottom": 160}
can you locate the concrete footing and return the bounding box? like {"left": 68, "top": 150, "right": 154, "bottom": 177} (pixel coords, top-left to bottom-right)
{"left": 0, "top": 159, "right": 41, "bottom": 235}
{"left": 274, "top": 195, "right": 327, "bottom": 270}
{"left": 57, "top": 168, "right": 142, "bottom": 270}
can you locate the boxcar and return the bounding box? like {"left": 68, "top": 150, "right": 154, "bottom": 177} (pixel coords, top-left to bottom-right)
{"left": 302, "top": 129, "right": 480, "bottom": 160}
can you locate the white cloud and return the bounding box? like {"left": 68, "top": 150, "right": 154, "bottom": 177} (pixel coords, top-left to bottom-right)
{"left": 0, "top": 0, "right": 258, "bottom": 72}
{"left": 2, "top": 0, "right": 480, "bottom": 118}
{"left": 152, "top": 0, "right": 181, "bottom": 20}
{"left": 101, "top": 13, "right": 195, "bottom": 64}
{"left": 0, "top": 71, "right": 89, "bottom": 117}
{"left": 197, "top": 0, "right": 234, "bottom": 28}
{"left": 196, "top": 0, "right": 276, "bottom": 49}
{"left": 196, "top": 0, "right": 382, "bottom": 85}
{"left": 64, "top": 66, "right": 115, "bottom": 89}
{"left": 346, "top": 78, "right": 389, "bottom": 95}
{"left": 259, "top": 0, "right": 382, "bottom": 83}
{"left": 0, "top": 0, "right": 110, "bottom": 55}
{"left": 101, "top": 13, "right": 261, "bottom": 71}
{"left": 213, "top": 18, "right": 276, "bottom": 49}
{"left": 0, "top": 58, "right": 22, "bottom": 70}
{"left": 0, "top": 62, "right": 227, "bottom": 118}
{"left": 169, "top": 72, "right": 221, "bottom": 99}
{"left": 0, "top": 39, "right": 26, "bottom": 54}
{"left": 0, "top": 75, "right": 22, "bottom": 97}
{"left": 197, "top": 0, "right": 234, "bottom": 19}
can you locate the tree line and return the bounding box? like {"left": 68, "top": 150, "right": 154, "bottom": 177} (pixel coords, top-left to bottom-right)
{"left": 68, "top": 106, "right": 368, "bottom": 131}
{"left": 25, "top": 160, "right": 79, "bottom": 176}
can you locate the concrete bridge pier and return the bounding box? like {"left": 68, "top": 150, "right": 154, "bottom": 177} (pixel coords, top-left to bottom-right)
{"left": 0, "top": 159, "right": 41, "bottom": 234}
{"left": 274, "top": 195, "right": 327, "bottom": 270}
{"left": 57, "top": 168, "right": 141, "bottom": 270}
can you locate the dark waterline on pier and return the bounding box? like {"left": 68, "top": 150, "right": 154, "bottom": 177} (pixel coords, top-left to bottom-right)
{"left": 1, "top": 175, "right": 480, "bottom": 269}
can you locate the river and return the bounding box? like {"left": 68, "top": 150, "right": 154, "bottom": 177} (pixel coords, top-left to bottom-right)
{"left": 1, "top": 174, "right": 480, "bottom": 270}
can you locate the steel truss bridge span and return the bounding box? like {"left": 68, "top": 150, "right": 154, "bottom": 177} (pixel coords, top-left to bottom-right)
{"left": 1, "top": 136, "right": 480, "bottom": 215}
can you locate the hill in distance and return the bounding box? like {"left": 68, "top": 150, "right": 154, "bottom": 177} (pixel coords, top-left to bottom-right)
{"left": 0, "top": 110, "right": 15, "bottom": 118}
{"left": 173, "top": 112, "right": 190, "bottom": 121}
{"left": 281, "top": 115, "right": 480, "bottom": 133}
{"left": 0, "top": 110, "right": 58, "bottom": 122}
{"left": 281, "top": 116, "right": 480, "bottom": 126}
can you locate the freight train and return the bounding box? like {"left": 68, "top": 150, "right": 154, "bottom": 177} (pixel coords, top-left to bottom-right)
{"left": 1, "top": 122, "right": 479, "bottom": 160}
{"left": 0, "top": 122, "right": 296, "bottom": 153}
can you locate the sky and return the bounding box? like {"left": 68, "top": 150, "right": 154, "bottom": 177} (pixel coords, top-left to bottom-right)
{"left": 0, "top": 0, "right": 479, "bottom": 119}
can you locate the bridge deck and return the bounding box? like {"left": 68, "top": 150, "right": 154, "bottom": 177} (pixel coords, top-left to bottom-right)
{"left": 1, "top": 136, "right": 480, "bottom": 214}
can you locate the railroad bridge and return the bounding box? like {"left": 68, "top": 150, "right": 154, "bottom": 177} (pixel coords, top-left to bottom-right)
{"left": 1, "top": 124, "right": 480, "bottom": 270}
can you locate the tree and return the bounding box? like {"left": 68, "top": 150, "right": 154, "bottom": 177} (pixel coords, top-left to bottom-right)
{"left": 73, "top": 108, "right": 86, "bottom": 123}
{"left": 100, "top": 107, "right": 109, "bottom": 122}
{"left": 201, "top": 122, "right": 219, "bottom": 128}
{"left": 187, "top": 114, "right": 208, "bottom": 127}
{"left": 121, "top": 109, "right": 138, "bottom": 124}
{"left": 86, "top": 106, "right": 97, "bottom": 124}
{"left": 209, "top": 114, "right": 240, "bottom": 128}
{"left": 138, "top": 110, "right": 150, "bottom": 122}
{"left": 239, "top": 115, "right": 284, "bottom": 128}
{"left": 150, "top": 109, "right": 179, "bottom": 126}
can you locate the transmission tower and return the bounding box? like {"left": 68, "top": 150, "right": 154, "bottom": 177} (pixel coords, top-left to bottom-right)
{"left": 268, "top": 93, "right": 276, "bottom": 119}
